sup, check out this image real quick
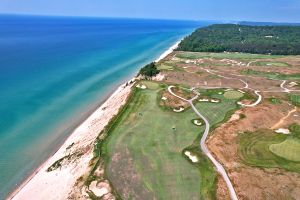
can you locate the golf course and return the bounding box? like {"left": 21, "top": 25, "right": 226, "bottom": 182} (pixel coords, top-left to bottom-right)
{"left": 102, "top": 81, "right": 240, "bottom": 199}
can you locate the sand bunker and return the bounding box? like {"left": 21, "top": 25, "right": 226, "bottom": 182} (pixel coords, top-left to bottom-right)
{"left": 184, "top": 151, "right": 198, "bottom": 163}
{"left": 193, "top": 120, "right": 202, "bottom": 126}
{"left": 275, "top": 128, "right": 290, "bottom": 134}
{"left": 89, "top": 181, "right": 111, "bottom": 198}
{"left": 289, "top": 82, "right": 298, "bottom": 87}
{"left": 161, "top": 97, "right": 168, "bottom": 101}
{"left": 199, "top": 99, "right": 209, "bottom": 102}
{"left": 210, "top": 99, "right": 220, "bottom": 103}
{"left": 136, "top": 84, "right": 147, "bottom": 89}
{"left": 173, "top": 107, "right": 185, "bottom": 112}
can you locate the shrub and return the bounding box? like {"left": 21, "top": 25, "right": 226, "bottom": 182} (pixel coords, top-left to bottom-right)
{"left": 139, "top": 62, "right": 160, "bottom": 77}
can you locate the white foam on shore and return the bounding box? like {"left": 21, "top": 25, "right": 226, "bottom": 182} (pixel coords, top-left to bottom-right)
{"left": 155, "top": 40, "right": 181, "bottom": 62}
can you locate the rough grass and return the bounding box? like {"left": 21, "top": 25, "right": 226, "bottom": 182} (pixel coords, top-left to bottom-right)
{"left": 238, "top": 130, "right": 300, "bottom": 173}
{"left": 269, "top": 138, "right": 300, "bottom": 162}
{"left": 223, "top": 90, "right": 244, "bottom": 100}
{"left": 103, "top": 81, "right": 239, "bottom": 200}
{"left": 268, "top": 97, "right": 282, "bottom": 104}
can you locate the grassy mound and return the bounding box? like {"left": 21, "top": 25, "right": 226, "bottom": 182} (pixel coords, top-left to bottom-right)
{"left": 223, "top": 90, "right": 244, "bottom": 100}
{"left": 269, "top": 138, "right": 300, "bottom": 162}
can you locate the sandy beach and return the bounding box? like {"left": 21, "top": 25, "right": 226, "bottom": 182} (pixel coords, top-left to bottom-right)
{"left": 7, "top": 41, "right": 180, "bottom": 200}
{"left": 155, "top": 40, "right": 181, "bottom": 62}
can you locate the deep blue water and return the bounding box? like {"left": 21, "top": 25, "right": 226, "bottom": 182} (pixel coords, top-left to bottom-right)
{"left": 0, "top": 14, "right": 205, "bottom": 198}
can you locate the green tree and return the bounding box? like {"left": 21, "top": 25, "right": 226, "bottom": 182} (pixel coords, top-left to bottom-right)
{"left": 139, "top": 62, "right": 160, "bottom": 77}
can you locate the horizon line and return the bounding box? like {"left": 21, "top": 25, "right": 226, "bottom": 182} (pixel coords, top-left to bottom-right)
{"left": 0, "top": 12, "right": 299, "bottom": 25}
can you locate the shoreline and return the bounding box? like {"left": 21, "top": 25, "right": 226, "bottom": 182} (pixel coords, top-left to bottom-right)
{"left": 7, "top": 40, "right": 181, "bottom": 200}
{"left": 6, "top": 82, "right": 126, "bottom": 199}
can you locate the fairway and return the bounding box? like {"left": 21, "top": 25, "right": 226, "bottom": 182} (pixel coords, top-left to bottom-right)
{"left": 176, "top": 52, "right": 281, "bottom": 60}
{"left": 270, "top": 138, "right": 300, "bottom": 162}
{"left": 242, "top": 69, "right": 300, "bottom": 80}
{"left": 103, "top": 81, "right": 239, "bottom": 200}
{"left": 224, "top": 90, "right": 244, "bottom": 100}
{"left": 157, "top": 64, "right": 174, "bottom": 71}
{"left": 289, "top": 94, "right": 300, "bottom": 106}
{"left": 252, "top": 61, "right": 290, "bottom": 67}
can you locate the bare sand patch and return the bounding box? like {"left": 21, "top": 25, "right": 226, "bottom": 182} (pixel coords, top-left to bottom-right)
{"left": 184, "top": 151, "right": 198, "bottom": 163}
{"left": 275, "top": 128, "right": 290, "bottom": 134}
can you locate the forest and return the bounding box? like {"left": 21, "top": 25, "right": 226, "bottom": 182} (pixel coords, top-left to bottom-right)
{"left": 177, "top": 24, "right": 300, "bottom": 55}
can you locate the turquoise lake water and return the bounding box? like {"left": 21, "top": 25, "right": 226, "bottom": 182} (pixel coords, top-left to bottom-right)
{"left": 0, "top": 14, "right": 207, "bottom": 198}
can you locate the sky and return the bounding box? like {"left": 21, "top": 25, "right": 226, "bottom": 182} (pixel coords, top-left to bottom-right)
{"left": 0, "top": 0, "right": 300, "bottom": 22}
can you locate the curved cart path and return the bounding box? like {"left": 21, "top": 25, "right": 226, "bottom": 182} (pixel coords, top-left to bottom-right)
{"left": 168, "top": 86, "right": 238, "bottom": 200}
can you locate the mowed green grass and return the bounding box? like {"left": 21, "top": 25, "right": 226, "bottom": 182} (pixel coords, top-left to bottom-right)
{"left": 241, "top": 69, "right": 300, "bottom": 81}
{"left": 289, "top": 94, "right": 300, "bottom": 106}
{"left": 269, "top": 138, "right": 300, "bottom": 162}
{"left": 103, "top": 82, "right": 239, "bottom": 200}
{"left": 252, "top": 61, "right": 290, "bottom": 67}
{"left": 223, "top": 90, "right": 244, "bottom": 100}
{"left": 157, "top": 64, "right": 174, "bottom": 71}
{"left": 238, "top": 130, "right": 300, "bottom": 173}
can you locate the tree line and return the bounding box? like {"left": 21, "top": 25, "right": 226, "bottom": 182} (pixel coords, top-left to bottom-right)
{"left": 177, "top": 24, "right": 300, "bottom": 55}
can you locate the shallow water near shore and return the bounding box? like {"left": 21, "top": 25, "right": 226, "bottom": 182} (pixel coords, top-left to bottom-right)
{"left": 0, "top": 14, "right": 206, "bottom": 198}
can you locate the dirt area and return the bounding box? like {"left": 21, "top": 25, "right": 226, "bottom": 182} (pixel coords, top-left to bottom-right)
{"left": 206, "top": 101, "right": 300, "bottom": 200}
{"left": 216, "top": 175, "right": 231, "bottom": 200}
